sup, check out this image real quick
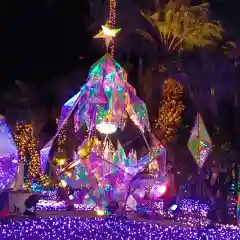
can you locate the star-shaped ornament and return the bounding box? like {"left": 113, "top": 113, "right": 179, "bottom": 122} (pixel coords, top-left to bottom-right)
{"left": 94, "top": 24, "right": 121, "bottom": 49}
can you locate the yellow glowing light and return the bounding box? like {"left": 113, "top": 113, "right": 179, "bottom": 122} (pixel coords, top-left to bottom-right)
{"left": 94, "top": 24, "right": 121, "bottom": 49}
{"left": 141, "top": 1, "right": 223, "bottom": 52}
{"left": 65, "top": 172, "right": 72, "bottom": 178}
{"left": 14, "top": 123, "right": 40, "bottom": 176}
{"left": 56, "top": 158, "right": 66, "bottom": 166}
{"left": 149, "top": 160, "right": 159, "bottom": 173}
{"left": 96, "top": 209, "right": 105, "bottom": 216}
{"left": 155, "top": 78, "right": 184, "bottom": 143}
{"left": 14, "top": 123, "right": 52, "bottom": 189}
{"left": 102, "top": 25, "right": 117, "bottom": 37}
{"left": 59, "top": 180, "right": 67, "bottom": 188}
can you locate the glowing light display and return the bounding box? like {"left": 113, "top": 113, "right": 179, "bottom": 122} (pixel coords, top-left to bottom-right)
{"left": 41, "top": 52, "right": 166, "bottom": 211}
{"left": 0, "top": 115, "right": 19, "bottom": 192}
{"left": 96, "top": 122, "right": 118, "bottom": 134}
{"left": 188, "top": 113, "right": 212, "bottom": 168}
{"left": 1, "top": 216, "right": 240, "bottom": 239}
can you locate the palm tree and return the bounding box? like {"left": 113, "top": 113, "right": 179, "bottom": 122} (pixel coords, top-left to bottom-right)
{"left": 138, "top": 0, "right": 235, "bottom": 129}
{"left": 140, "top": 0, "right": 223, "bottom": 52}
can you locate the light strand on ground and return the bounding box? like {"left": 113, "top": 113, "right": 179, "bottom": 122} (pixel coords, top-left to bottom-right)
{"left": 108, "top": 0, "right": 116, "bottom": 56}
{"left": 1, "top": 216, "right": 240, "bottom": 240}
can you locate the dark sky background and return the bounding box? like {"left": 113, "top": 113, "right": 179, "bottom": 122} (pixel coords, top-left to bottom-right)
{"left": 209, "top": 0, "right": 240, "bottom": 39}
{"left": 0, "top": 0, "right": 239, "bottom": 88}
{"left": 0, "top": 0, "right": 93, "bottom": 87}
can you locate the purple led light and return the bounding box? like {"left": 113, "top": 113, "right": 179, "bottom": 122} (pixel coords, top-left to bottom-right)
{"left": 0, "top": 116, "right": 19, "bottom": 192}
{"left": 0, "top": 154, "right": 18, "bottom": 192}
{"left": 36, "top": 198, "right": 209, "bottom": 216}
{"left": 0, "top": 217, "right": 239, "bottom": 240}
{"left": 36, "top": 200, "right": 94, "bottom": 212}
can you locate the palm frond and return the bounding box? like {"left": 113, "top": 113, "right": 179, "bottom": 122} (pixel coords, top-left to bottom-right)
{"left": 136, "top": 29, "right": 154, "bottom": 41}
{"left": 140, "top": 0, "right": 224, "bottom": 52}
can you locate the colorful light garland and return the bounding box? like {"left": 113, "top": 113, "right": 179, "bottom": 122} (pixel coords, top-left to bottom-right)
{"left": 0, "top": 216, "right": 240, "bottom": 240}
{"left": 41, "top": 53, "right": 163, "bottom": 210}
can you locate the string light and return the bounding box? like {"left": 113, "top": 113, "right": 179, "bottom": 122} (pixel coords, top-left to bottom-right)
{"left": 155, "top": 78, "right": 184, "bottom": 143}
{"left": 56, "top": 118, "right": 67, "bottom": 153}
{"left": 14, "top": 123, "right": 40, "bottom": 177}
{"left": 0, "top": 216, "right": 240, "bottom": 239}
{"left": 14, "top": 123, "right": 52, "bottom": 189}
{"left": 108, "top": 0, "right": 116, "bottom": 56}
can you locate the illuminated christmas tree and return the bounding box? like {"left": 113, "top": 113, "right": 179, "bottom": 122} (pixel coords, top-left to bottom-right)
{"left": 41, "top": 24, "right": 166, "bottom": 212}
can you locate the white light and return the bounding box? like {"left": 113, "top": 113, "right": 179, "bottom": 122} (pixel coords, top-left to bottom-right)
{"left": 102, "top": 25, "right": 116, "bottom": 37}
{"left": 170, "top": 204, "right": 178, "bottom": 211}
{"left": 157, "top": 185, "right": 167, "bottom": 195}
{"left": 69, "top": 195, "right": 74, "bottom": 200}
{"left": 12, "top": 159, "right": 18, "bottom": 164}
{"left": 96, "top": 209, "right": 105, "bottom": 216}
{"left": 59, "top": 180, "right": 67, "bottom": 188}
{"left": 96, "top": 122, "right": 118, "bottom": 134}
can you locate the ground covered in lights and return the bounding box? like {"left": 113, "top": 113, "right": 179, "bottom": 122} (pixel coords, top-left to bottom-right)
{"left": 0, "top": 217, "right": 239, "bottom": 240}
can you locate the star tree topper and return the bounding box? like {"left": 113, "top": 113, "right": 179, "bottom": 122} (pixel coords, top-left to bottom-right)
{"left": 94, "top": 23, "right": 121, "bottom": 49}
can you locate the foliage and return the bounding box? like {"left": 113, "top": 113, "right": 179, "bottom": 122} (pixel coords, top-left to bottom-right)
{"left": 155, "top": 78, "right": 184, "bottom": 143}
{"left": 140, "top": 0, "right": 223, "bottom": 52}
{"left": 181, "top": 50, "right": 236, "bottom": 115}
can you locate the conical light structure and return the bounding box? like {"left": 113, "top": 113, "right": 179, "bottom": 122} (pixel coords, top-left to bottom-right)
{"left": 41, "top": 54, "right": 166, "bottom": 210}
{"left": 58, "top": 54, "right": 150, "bottom": 135}
{"left": 188, "top": 113, "right": 212, "bottom": 168}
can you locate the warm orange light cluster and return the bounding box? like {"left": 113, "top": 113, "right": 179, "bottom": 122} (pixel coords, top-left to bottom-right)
{"left": 155, "top": 78, "right": 184, "bottom": 143}
{"left": 14, "top": 123, "right": 41, "bottom": 178}
{"left": 14, "top": 123, "right": 52, "bottom": 189}
{"left": 109, "top": 0, "right": 116, "bottom": 56}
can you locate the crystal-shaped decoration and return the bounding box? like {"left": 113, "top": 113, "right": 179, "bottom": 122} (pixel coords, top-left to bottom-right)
{"left": 188, "top": 113, "right": 212, "bottom": 168}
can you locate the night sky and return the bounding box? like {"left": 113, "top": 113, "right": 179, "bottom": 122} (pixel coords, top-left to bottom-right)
{"left": 1, "top": 0, "right": 93, "bottom": 86}
{"left": 1, "top": 0, "right": 239, "bottom": 87}
{"left": 209, "top": 0, "right": 240, "bottom": 38}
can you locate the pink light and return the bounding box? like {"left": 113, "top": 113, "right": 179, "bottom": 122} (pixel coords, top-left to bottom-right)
{"left": 69, "top": 195, "right": 75, "bottom": 200}
{"left": 157, "top": 185, "right": 167, "bottom": 195}
{"left": 150, "top": 184, "right": 167, "bottom": 200}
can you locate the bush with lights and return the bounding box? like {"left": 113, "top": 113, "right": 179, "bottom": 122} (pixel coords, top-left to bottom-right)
{"left": 14, "top": 122, "right": 53, "bottom": 190}
{"left": 155, "top": 78, "right": 184, "bottom": 144}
